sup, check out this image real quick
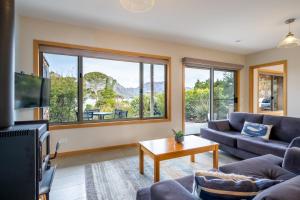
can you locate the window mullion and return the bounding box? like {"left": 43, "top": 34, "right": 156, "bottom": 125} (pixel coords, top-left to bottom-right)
{"left": 234, "top": 71, "right": 238, "bottom": 111}
{"left": 139, "top": 62, "right": 144, "bottom": 119}
{"left": 150, "top": 64, "right": 154, "bottom": 116}
{"left": 78, "top": 56, "right": 83, "bottom": 122}
{"left": 164, "top": 64, "right": 168, "bottom": 118}
{"left": 209, "top": 68, "right": 214, "bottom": 121}
{"left": 39, "top": 52, "right": 44, "bottom": 119}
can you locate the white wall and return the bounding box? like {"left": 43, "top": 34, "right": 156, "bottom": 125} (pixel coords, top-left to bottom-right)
{"left": 260, "top": 65, "right": 284, "bottom": 72}
{"left": 246, "top": 47, "right": 300, "bottom": 117}
{"left": 16, "top": 16, "right": 246, "bottom": 153}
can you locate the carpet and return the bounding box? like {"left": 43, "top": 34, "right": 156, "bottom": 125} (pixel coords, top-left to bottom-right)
{"left": 84, "top": 152, "right": 238, "bottom": 200}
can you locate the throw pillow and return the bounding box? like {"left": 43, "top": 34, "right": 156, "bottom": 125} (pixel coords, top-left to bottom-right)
{"left": 241, "top": 121, "right": 272, "bottom": 140}
{"left": 193, "top": 170, "right": 281, "bottom": 200}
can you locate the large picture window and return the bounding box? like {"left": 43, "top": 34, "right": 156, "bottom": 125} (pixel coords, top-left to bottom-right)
{"left": 36, "top": 41, "right": 170, "bottom": 128}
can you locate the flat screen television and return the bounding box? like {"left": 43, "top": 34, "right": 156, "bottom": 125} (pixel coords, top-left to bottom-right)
{"left": 15, "top": 72, "right": 50, "bottom": 109}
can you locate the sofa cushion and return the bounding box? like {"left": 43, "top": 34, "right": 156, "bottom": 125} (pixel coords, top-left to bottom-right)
{"left": 219, "top": 144, "right": 259, "bottom": 159}
{"left": 175, "top": 175, "right": 194, "bottom": 192}
{"left": 208, "top": 120, "right": 231, "bottom": 131}
{"left": 201, "top": 128, "right": 240, "bottom": 147}
{"left": 263, "top": 115, "right": 300, "bottom": 143}
{"left": 219, "top": 154, "right": 296, "bottom": 181}
{"left": 193, "top": 170, "right": 281, "bottom": 200}
{"left": 136, "top": 187, "right": 150, "bottom": 200}
{"left": 136, "top": 175, "right": 194, "bottom": 200}
{"left": 282, "top": 147, "right": 300, "bottom": 175}
{"left": 237, "top": 136, "right": 288, "bottom": 157}
{"left": 150, "top": 179, "right": 197, "bottom": 200}
{"left": 229, "top": 112, "right": 264, "bottom": 132}
{"left": 253, "top": 176, "right": 300, "bottom": 200}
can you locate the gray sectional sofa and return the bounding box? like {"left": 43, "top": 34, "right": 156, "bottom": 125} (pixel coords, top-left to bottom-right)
{"left": 201, "top": 112, "right": 300, "bottom": 159}
{"left": 136, "top": 112, "right": 300, "bottom": 200}
{"left": 136, "top": 144, "right": 300, "bottom": 200}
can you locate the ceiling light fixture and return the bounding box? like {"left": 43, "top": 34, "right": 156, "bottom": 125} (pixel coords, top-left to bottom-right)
{"left": 277, "top": 18, "right": 300, "bottom": 48}
{"left": 120, "top": 0, "right": 155, "bottom": 13}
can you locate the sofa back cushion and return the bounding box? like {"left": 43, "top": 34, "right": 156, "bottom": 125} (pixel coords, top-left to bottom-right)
{"left": 282, "top": 147, "right": 300, "bottom": 175}
{"left": 263, "top": 115, "right": 300, "bottom": 143}
{"left": 253, "top": 176, "right": 300, "bottom": 200}
{"left": 229, "top": 112, "right": 264, "bottom": 132}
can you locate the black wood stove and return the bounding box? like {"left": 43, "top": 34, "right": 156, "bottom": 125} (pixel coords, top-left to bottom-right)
{"left": 0, "top": 0, "right": 58, "bottom": 199}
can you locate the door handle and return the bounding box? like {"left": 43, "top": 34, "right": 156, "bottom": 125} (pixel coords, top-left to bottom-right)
{"left": 234, "top": 97, "right": 238, "bottom": 103}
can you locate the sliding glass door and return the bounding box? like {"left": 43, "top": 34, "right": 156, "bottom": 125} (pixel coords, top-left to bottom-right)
{"left": 184, "top": 67, "right": 238, "bottom": 134}
{"left": 213, "top": 70, "right": 236, "bottom": 120}
{"left": 185, "top": 68, "right": 210, "bottom": 134}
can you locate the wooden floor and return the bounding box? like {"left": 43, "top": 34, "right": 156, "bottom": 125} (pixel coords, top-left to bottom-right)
{"left": 50, "top": 146, "right": 137, "bottom": 200}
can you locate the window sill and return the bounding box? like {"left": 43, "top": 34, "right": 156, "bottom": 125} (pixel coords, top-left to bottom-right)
{"left": 49, "top": 118, "right": 171, "bottom": 131}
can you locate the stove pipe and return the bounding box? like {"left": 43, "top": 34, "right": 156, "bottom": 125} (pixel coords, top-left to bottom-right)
{"left": 0, "top": 0, "right": 15, "bottom": 129}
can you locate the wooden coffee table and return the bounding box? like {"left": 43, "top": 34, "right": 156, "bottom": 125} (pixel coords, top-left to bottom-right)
{"left": 139, "top": 135, "right": 219, "bottom": 182}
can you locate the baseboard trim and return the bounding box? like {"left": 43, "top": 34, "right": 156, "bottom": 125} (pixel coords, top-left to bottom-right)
{"left": 53, "top": 143, "right": 138, "bottom": 158}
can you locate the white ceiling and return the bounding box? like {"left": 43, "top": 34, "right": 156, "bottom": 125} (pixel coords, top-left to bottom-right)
{"left": 16, "top": 0, "right": 300, "bottom": 55}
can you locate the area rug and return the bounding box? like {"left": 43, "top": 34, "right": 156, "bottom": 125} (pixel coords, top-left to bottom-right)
{"left": 85, "top": 152, "right": 237, "bottom": 200}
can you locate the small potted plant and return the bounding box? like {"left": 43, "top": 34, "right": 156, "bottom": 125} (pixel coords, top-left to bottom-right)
{"left": 172, "top": 129, "right": 184, "bottom": 143}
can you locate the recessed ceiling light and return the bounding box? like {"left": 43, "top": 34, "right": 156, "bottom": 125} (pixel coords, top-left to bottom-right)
{"left": 120, "top": 0, "right": 156, "bottom": 13}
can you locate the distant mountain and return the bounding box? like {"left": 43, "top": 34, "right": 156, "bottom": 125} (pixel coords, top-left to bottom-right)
{"left": 84, "top": 72, "right": 165, "bottom": 99}
{"left": 143, "top": 82, "right": 165, "bottom": 93}
{"left": 115, "top": 81, "right": 165, "bottom": 98}
{"left": 114, "top": 83, "right": 139, "bottom": 98}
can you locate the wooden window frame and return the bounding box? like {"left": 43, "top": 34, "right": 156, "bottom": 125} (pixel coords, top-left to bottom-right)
{"left": 33, "top": 40, "right": 171, "bottom": 130}
{"left": 256, "top": 70, "right": 284, "bottom": 114}
{"left": 181, "top": 64, "right": 241, "bottom": 132}
{"left": 249, "top": 60, "right": 287, "bottom": 116}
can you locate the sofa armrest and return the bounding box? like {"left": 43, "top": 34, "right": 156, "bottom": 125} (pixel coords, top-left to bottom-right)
{"left": 288, "top": 137, "right": 300, "bottom": 148}
{"left": 150, "top": 180, "right": 198, "bottom": 200}
{"left": 283, "top": 147, "right": 300, "bottom": 175}
{"left": 208, "top": 120, "right": 230, "bottom": 131}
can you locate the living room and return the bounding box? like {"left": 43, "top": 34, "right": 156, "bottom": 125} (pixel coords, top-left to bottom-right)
{"left": 0, "top": 0, "right": 299, "bottom": 200}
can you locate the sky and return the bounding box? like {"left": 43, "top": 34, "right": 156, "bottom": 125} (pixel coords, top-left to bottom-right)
{"left": 185, "top": 68, "right": 210, "bottom": 88}
{"left": 44, "top": 53, "right": 165, "bottom": 88}
{"left": 44, "top": 53, "right": 78, "bottom": 77}
{"left": 185, "top": 68, "right": 233, "bottom": 88}
{"left": 44, "top": 53, "right": 230, "bottom": 89}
